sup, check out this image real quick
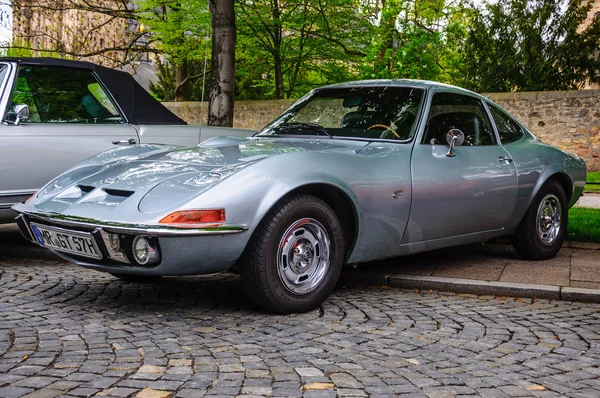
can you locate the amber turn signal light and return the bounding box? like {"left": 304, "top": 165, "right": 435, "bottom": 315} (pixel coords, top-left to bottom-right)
{"left": 159, "top": 209, "right": 225, "bottom": 227}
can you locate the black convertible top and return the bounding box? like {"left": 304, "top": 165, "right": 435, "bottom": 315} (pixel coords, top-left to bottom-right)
{"left": 0, "top": 57, "right": 186, "bottom": 125}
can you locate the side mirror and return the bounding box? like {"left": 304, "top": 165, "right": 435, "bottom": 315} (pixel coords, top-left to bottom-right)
{"left": 7, "top": 104, "right": 29, "bottom": 126}
{"left": 445, "top": 129, "right": 464, "bottom": 157}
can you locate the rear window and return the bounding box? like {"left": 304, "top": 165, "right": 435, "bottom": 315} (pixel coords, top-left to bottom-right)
{"left": 488, "top": 103, "right": 524, "bottom": 144}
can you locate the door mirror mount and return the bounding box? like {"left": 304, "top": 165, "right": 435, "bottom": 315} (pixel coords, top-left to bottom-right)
{"left": 6, "top": 104, "right": 29, "bottom": 126}
{"left": 445, "top": 129, "right": 464, "bottom": 157}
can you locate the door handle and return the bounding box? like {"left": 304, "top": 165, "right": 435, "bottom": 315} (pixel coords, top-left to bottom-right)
{"left": 112, "top": 139, "right": 137, "bottom": 145}
{"left": 498, "top": 156, "right": 513, "bottom": 163}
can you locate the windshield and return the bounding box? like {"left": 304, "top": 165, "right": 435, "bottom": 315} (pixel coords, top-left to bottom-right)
{"left": 259, "top": 86, "right": 424, "bottom": 141}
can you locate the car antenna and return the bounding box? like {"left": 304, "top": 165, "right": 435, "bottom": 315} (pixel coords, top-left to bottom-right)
{"left": 198, "top": 35, "right": 210, "bottom": 146}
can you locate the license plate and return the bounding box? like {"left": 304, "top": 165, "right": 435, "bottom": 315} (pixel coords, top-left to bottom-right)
{"left": 30, "top": 223, "right": 102, "bottom": 259}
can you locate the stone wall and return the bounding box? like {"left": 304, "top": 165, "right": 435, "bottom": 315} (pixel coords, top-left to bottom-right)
{"left": 164, "top": 100, "right": 295, "bottom": 132}
{"left": 164, "top": 90, "right": 600, "bottom": 171}
{"left": 486, "top": 90, "right": 600, "bottom": 172}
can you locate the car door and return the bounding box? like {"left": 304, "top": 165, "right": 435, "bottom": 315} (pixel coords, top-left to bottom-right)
{"left": 0, "top": 63, "right": 139, "bottom": 208}
{"left": 407, "top": 90, "right": 518, "bottom": 242}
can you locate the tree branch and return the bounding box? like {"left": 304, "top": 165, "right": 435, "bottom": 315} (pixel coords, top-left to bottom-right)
{"left": 173, "top": 70, "right": 210, "bottom": 97}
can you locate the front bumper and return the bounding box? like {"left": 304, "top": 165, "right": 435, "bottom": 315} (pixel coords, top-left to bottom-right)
{"left": 12, "top": 203, "right": 250, "bottom": 276}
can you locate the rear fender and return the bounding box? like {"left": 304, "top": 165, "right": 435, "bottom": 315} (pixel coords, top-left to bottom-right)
{"left": 505, "top": 164, "right": 575, "bottom": 234}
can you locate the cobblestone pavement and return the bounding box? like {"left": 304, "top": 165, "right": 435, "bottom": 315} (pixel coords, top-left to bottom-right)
{"left": 1, "top": 261, "right": 600, "bottom": 398}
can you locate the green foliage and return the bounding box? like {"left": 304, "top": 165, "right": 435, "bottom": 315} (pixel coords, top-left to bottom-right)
{"left": 141, "top": 0, "right": 600, "bottom": 101}
{"left": 359, "top": 0, "right": 473, "bottom": 84}
{"left": 136, "top": 0, "right": 211, "bottom": 101}
{"left": 137, "top": 0, "right": 211, "bottom": 66}
{"left": 568, "top": 207, "right": 600, "bottom": 243}
{"left": 236, "top": 0, "right": 370, "bottom": 99}
{"left": 149, "top": 57, "right": 209, "bottom": 101}
{"left": 585, "top": 171, "right": 600, "bottom": 193}
{"left": 459, "top": 0, "right": 600, "bottom": 92}
{"left": 143, "top": 0, "right": 473, "bottom": 100}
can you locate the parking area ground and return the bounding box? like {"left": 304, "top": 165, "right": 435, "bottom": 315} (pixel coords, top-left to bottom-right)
{"left": 1, "top": 225, "right": 600, "bottom": 398}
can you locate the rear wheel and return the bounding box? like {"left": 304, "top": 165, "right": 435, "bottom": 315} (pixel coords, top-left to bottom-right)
{"left": 240, "top": 194, "right": 344, "bottom": 313}
{"left": 109, "top": 273, "right": 162, "bottom": 283}
{"left": 512, "top": 179, "right": 568, "bottom": 260}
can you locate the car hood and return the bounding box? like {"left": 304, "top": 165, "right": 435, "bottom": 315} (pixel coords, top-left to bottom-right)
{"left": 156, "top": 136, "right": 369, "bottom": 166}
{"left": 30, "top": 137, "right": 369, "bottom": 217}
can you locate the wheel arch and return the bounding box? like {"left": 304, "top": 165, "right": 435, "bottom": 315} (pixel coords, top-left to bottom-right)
{"left": 547, "top": 172, "right": 573, "bottom": 205}
{"left": 285, "top": 183, "right": 359, "bottom": 261}
{"left": 530, "top": 170, "right": 574, "bottom": 209}
{"left": 252, "top": 182, "right": 361, "bottom": 263}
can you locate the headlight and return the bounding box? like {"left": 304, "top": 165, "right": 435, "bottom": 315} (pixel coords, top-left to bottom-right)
{"left": 132, "top": 236, "right": 159, "bottom": 265}
{"left": 108, "top": 233, "right": 120, "bottom": 252}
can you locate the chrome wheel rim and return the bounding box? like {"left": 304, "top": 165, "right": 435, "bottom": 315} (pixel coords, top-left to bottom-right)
{"left": 277, "top": 218, "right": 330, "bottom": 295}
{"left": 536, "top": 194, "right": 562, "bottom": 246}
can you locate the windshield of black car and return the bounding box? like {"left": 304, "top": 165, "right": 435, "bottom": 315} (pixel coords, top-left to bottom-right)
{"left": 258, "top": 86, "right": 424, "bottom": 140}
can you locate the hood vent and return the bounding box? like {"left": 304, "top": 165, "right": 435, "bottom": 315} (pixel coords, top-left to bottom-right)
{"left": 70, "top": 187, "right": 135, "bottom": 207}
{"left": 104, "top": 188, "right": 134, "bottom": 198}
{"left": 79, "top": 185, "right": 95, "bottom": 194}
{"left": 54, "top": 185, "right": 95, "bottom": 204}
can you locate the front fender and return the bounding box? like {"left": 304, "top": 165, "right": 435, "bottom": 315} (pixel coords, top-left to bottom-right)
{"left": 252, "top": 174, "right": 361, "bottom": 234}
{"left": 184, "top": 151, "right": 362, "bottom": 238}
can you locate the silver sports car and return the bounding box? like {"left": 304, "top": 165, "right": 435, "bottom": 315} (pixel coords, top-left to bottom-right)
{"left": 13, "top": 80, "right": 586, "bottom": 313}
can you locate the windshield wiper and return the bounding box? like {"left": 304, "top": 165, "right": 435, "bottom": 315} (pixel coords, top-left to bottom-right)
{"left": 272, "top": 122, "right": 332, "bottom": 138}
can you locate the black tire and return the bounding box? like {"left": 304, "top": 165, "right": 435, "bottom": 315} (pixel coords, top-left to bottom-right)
{"left": 240, "top": 194, "right": 344, "bottom": 313}
{"left": 109, "top": 273, "right": 162, "bottom": 283}
{"left": 512, "top": 179, "right": 568, "bottom": 260}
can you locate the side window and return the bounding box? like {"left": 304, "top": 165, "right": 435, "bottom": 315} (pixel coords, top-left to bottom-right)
{"left": 10, "top": 65, "right": 123, "bottom": 124}
{"left": 423, "top": 92, "right": 496, "bottom": 146}
{"left": 488, "top": 103, "right": 524, "bottom": 144}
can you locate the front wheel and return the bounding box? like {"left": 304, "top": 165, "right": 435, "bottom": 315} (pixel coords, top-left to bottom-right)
{"left": 512, "top": 179, "right": 568, "bottom": 260}
{"left": 240, "top": 194, "right": 344, "bottom": 313}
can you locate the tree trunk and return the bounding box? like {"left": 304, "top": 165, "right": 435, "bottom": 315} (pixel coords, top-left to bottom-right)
{"left": 376, "top": 0, "right": 400, "bottom": 72}
{"left": 274, "top": 53, "right": 284, "bottom": 99}
{"left": 174, "top": 60, "right": 190, "bottom": 101}
{"left": 272, "top": 0, "right": 284, "bottom": 99}
{"left": 208, "top": 0, "right": 236, "bottom": 127}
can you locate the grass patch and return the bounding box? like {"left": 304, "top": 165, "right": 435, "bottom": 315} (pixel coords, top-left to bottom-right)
{"left": 568, "top": 207, "right": 600, "bottom": 243}
{"left": 585, "top": 171, "right": 600, "bottom": 193}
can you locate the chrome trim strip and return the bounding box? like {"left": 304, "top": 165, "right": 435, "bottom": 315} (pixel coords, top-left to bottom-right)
{"left": 0, "top": 203, "right": 15, "bottom": 209}
{"left": 0, "top": 190, "right": 36, "bottom": 197}
{"left": 12, "top": 203, "right": 247, "bottom": 236}
{"left": 15, "top": 213, "right": 34, "bottom": 242}
{"left": 98, "top": 228, "right": 130, "bottom": 264}
{"left": 0, "top": 62, "right": 15, "bottom": 122}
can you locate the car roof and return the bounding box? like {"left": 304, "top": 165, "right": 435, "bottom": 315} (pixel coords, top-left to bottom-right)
{"left": 0, "top": 57, "right": 186, "bottom": 126}
{"left": 0, "top": 57, "right": 102, "bottom": 70}
{"left": 321, "top": 79, "right": 483, "bottom": 98}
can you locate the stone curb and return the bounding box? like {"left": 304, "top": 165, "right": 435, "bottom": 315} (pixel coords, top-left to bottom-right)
{"left": 339, "top": 272, "right": 600, "bottom": 304}
{"left": 389, "top": 274, "right": 561, "bottom": 300}
{"left": 561, "top": 287, "right": 600, "bottom": 304}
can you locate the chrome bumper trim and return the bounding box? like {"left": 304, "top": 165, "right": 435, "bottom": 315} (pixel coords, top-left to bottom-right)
{"left": 11, "top": 203, "right": 247, "bottom": 236}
